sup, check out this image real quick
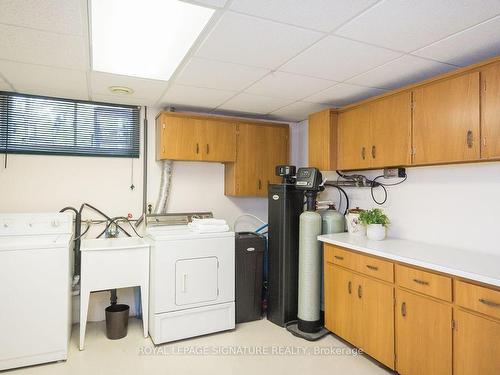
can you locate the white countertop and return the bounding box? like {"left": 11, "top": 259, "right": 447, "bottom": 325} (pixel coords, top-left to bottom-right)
{"left": 318, "top": 233, "right": 500, "bottom": 288}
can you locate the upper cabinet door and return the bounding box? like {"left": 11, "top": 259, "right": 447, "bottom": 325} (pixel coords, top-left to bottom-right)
{"left": 413, "top": 72, "right": 480, "bottom": 165}
{"left": 481, "top": 62, "right": 500, "bottom": 160}
{"left": 201, "top": 119, "right": 237, "bottom": 162}
{"left": 369, "top": 92, "right": 412, "bottom": 168}
{"left": 262, "top": 125, "right": 289, "bottom": 188}
{"left": 308, "top": 110, "right": 337, "bottom": 171}
{"left": 160, "top": 115, "right": 203, "bottom": 161}
{"left": 337, "top": 106, "right": 371, "bottom": 170}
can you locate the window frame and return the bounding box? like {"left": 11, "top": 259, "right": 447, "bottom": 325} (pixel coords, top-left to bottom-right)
{"left": 0, "top": 91, "right": 141, "bottom": 159}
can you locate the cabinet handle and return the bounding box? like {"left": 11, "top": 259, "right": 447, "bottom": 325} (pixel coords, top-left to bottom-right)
{"left": 413, "top": 278, "right": 429, "bottom": 286}
{"left": 467, "top": 130, "right": 473, "bottom": 148}
{"left": 357, "top": 285, "right": 362, "bottom": 299}
{"left": 181, "top": 273, "right": 187, "bottom": 293}
{"left": 334, "top": 255, "right": 344, "bottom": 261}
{"left": 361, "top": 147, "right": 366, "bottom": 160}
{"left": 348, "top": 281, "right": 352, "bottom": 294}
{"left": 258, "top": 179, "right": 262, "bottom": 190}
{"left": 479, "top": 298, "right": 500, "bottom": 308}
{"left": 371, "top": 145, "right": 376, "bottom": 159}
{"left": 206, "top": 144, "right": 210, "bottom": 154}
{"left": 196, "top": 143, "right": 199, "bottom": 154}
{"left": 401, "top": 302, "right": 407, "bottom": 317}
{"left": 366, "top": 264, "right": 378, "bottom": 271}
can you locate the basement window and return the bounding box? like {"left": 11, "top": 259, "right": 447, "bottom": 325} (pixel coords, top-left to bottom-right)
{"left": 0, "top": 92, "right": 140, "bottom": 158}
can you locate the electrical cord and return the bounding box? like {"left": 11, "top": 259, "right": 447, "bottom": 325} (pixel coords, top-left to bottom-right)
{"left": 370, "top": 175, "right": 407, "bottom": 205}
{"left": 96, "top": 216, "right": 143, "bottom": 238}
{"left": 79, "top": 203, "right": 132, "bottom": 237}
{"left": 370, "top": 182, "right": 388, "bottom": 205}
{"left": 73, "top": 221, "right": 91, "bottom": 241}
{"left": 324, "top": 183, "right": 350, "bottom": 215}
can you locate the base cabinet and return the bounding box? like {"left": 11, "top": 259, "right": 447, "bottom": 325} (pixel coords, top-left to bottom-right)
{"left": 395, "top": 289, "right": 452, "bottom": 375}
{"left": 324, "top": 262, "right": 394, "bottom": 369}
{"left": 454, "top": 309, "right": 500, "bottom": 375}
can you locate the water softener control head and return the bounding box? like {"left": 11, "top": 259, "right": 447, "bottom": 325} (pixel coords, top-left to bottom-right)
{"left": 295, "top": 168, "right": 323, "bottom": 191}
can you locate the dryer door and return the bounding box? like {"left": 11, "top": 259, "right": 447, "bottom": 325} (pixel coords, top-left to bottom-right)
{"left": 175, "top": 257, "right": 218, "bottom": 306}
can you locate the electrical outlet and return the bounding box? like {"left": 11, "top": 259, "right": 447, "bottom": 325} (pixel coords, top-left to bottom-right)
{"left": 383, "top": 168, "right": 398, "bottom": 178}
{"left": 383, "top": 167, "right": 407, "bottom": 179}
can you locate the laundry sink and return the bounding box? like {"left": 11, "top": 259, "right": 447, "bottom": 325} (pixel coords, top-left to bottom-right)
{"left": 80, "top": 237, "right": 148, "bottom": 251}
{"left": 79, "top": 236, "right": 150, "bottom": 350}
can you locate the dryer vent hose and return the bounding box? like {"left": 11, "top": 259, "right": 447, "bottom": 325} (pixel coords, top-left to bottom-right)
{"left": 154, "top": 159, "right": 174, "bottom": 214}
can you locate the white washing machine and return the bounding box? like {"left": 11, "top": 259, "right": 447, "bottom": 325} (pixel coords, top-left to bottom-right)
{"left": 146, "top": 213, "right": 235, "bottom": 344}
{"left": 0, "top": 213, "right": 73, "bottom": 371}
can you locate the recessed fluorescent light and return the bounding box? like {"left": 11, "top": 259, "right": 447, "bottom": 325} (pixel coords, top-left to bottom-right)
{"left": 90, "top": 0, "right": 214, "bottom": 81}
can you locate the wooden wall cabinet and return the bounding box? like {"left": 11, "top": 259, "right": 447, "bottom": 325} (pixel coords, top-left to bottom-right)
{"left": 224, "top": 123, "right": 289, "bottom": 197}
{"left": 412, "top": 72, "right": 480, "bottom": 165}
{"left": 337, "top": 106, "right": 371, "bottom": 170}
{"left": 156, "top": 112, "right": 288, "bottom": 197}
{"left": 480, "top": 62, "right": 500, "bottom": 160}
{"left": 156, "top": 112, "right": 236, "bottom": 162}
{"left": 336, "top": 92, "right": 411, "bottom": 170}
{"left": 308, "top": 109, "right": 337, "bottom": 171}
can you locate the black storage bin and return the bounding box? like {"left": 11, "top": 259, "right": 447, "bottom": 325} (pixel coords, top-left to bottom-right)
{"left": 235, "top": 232, "right": 266, "bottom": 324}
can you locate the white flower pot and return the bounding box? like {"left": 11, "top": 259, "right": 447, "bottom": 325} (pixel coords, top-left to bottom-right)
{"left": 366, "top": 224, "right": 386, "bottom": 241}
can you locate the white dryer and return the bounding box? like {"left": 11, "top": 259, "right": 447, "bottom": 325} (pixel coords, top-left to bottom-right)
{"left": 146, "top": 214, "right": 235, "bottom": 344}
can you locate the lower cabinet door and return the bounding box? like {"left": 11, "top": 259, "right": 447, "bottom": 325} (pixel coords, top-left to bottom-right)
{"left": 360, "top": 276, "right": 395, "bottom": 369}
{"left": 454, "top": 309, "right": 500, "bottom": 375}
{"left": 325, "top": 264, "right": 362, "bottom": 347}
{"left": 396, "top": 289, "right": 452, "bottom": 375}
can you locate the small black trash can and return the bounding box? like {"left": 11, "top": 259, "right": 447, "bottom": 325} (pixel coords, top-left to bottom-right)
{"left": 235, "top": 232, "right": 266, "bottom": 324}
{"left": 105, "top": 304, "right": 130, "bottom": 340}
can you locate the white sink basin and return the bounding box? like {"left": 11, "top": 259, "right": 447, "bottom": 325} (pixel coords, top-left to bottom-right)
{"left": 80, "top": 237, "right": 148, "bottom": 251}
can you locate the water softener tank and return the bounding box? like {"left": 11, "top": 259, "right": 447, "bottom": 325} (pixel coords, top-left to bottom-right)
{"left": 297, "top": 210, "right": 322, "bottom": 333}
{"left": 321, "top": 205, "right": 345, "bottom": 234}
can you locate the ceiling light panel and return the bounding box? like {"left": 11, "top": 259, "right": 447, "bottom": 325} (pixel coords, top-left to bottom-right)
{"left": 91, "top": 0, "right": 214, "bottom": 81}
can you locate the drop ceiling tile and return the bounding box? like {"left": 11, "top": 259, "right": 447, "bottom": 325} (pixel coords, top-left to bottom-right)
{"left": 0, "top": 24, "right": 87, "bottom": 69}
{"left": 218, "top": 92, "right": 293, "bottom": 114}
{"left": 304, "top": 83, "right": 387, "bottom": 107}
{"left": 91, "top": 94, "right": 148, "bottom": 106}
{"left": 269, "top": 101, "right": 331, "bottom": 122}
{"left": 335, "top": 0, "right": 500, "bottom": 53}
{"left": 230, "top": 0, "right": 378, "bottom": 32}
{"left": 281, "top": 36, "right": 401, "bottom": 81}
{"left": 90, "top": 72, "right": 168, "bottom": 104}
{"left": 0, "top": 0, "right": 84, "bottom": 35}
{"left": 175, "top": 57, "right": 269, "bottom": 91}
{"left": 180, "top": 0, "right": 228, "bottom": 8}
{"left": 161, "top": 84, "right": 236, "bottom": 109}
{"left": 347, "top": 55, "right": 457, "bottom": 90}
{"left": 195, "top": 12, "right": 323, "bottom": 69}
{"left": 414, "top": 16, "right": 500, "bottom": 66}
{"left": 245, "top": 71, "right": 336, "bottom": 100}
{"left": 0, "top": 60, "right": 88, "bottom": 100}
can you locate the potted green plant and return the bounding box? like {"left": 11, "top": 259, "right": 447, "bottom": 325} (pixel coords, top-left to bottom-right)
{"left": 358, "top": 208, "right": 390, "bottom": 241}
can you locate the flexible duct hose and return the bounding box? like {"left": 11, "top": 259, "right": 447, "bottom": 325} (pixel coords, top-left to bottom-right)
{"left": 154, "top": 159, "right": 174, "bottom": 214}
